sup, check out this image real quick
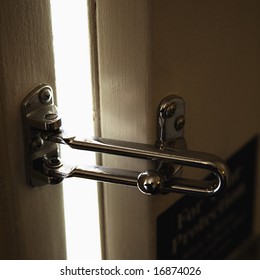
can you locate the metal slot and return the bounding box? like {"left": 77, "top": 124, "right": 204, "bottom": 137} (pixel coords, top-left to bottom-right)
{"left": 21, "top": 84, "right": 229, "bottom": 196}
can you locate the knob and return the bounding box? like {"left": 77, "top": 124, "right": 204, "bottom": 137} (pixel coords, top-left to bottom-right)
{"left": 137, "top": 170, "right": 163, "bottom": 195}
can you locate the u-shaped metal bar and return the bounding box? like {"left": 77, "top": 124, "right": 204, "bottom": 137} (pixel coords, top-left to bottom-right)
{"left": 22, "top": 84, "right": 229, "bottom": 196}
{"left": 43, "top": 133, "right": 229, "bottom": 196}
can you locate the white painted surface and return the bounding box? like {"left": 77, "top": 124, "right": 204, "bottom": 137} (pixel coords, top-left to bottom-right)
{"left": 0, "top": 0, "right": 66, "bottom": 259}
{"left": 95, "top": 0, "right": 154, "bottom": 259}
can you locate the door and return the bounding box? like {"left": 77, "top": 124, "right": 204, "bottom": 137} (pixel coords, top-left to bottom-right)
{"left": 1, "top": 0, "right": 259, "bottom": 260}
{"left": 93, "top": 0, "right": 260, "bottom": 259}
{"left": 0, "top": 0, "right": 66, "bottom": 259}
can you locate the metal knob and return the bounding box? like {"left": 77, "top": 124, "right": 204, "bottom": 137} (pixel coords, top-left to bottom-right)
{"left": 137, "top": 170, "right": 163, "bottom": 195}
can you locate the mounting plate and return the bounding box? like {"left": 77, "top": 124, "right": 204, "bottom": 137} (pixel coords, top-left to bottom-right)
{"left": 21, "top": 84, "right": 62, "bottom": 186}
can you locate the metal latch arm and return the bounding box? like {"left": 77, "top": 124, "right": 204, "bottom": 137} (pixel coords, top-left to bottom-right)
{"left": 42, "top": 130, "right": 228, "bottom": 196}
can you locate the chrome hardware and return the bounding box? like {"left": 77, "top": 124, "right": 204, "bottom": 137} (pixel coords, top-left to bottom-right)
{"left": 21, "top": 84, "right": 229, "bottom": 196}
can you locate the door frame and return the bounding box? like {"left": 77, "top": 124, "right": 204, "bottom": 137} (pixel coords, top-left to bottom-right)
{"left": 0, "top": 0, "right": 66, "bottom": 259}
{"left": 92, "top": 0, "right": 157, "bottom": 259}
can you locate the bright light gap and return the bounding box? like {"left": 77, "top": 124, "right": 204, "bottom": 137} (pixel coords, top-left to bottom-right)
{"left": 50, "top": 0, "right": 101, "bottom": 260}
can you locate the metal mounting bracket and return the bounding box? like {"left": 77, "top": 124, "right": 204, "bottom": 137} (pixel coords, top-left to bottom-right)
{"left": 21, "top": 84, "right": 229, "bottom": 196}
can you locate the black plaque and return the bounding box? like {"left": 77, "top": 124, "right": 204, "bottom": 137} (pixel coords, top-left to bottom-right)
{"left": 157, "top": 136, "right": 258, "bottom": 259}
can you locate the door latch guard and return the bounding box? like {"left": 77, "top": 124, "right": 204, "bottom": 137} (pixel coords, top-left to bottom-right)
{"left": 21, "top": 84, "right": 229, "bottom": 196}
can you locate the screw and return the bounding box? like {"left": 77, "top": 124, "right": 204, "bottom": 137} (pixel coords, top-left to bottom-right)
{"left": 175, "top": 115, "right": 185, "bottom": 131}
{"left": 164, "top": 102, "right": 176, "bottom": 118}
{"left": 39, "top": 88, "right": 52, "bottom": 103}
{"left": 47, "top": 157, "right": 62, "bottom": 168}
{"left": 44, "top": 113, "right": 58, "bottom": 120}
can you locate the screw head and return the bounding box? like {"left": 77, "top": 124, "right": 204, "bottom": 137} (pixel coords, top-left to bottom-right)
{"left": 39, "top": 88, "right": 52, "bottom": 103}
{"left": 175, "top": 115, "right": 185, "bottom": 131}
{"left": 44, "top": 113, "right": 58, "bottom": 120}
{"left": 47, "top": 157, "right": 62, "bottom": 168}
{"left": 164, "top": 102, "right": 176, "bottom": 118}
